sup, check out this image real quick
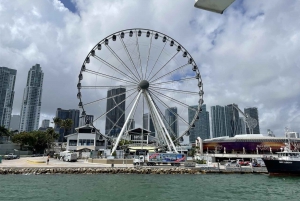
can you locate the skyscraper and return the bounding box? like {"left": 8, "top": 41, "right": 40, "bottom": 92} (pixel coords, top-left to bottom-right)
{"left": 41, "top": 119, "right": 50, "bottom": 128}
{"left": 165, "top": 107, "right": 178, "bottom": 137}
{"left": 143, "top": 113, "right": 155, "bottom": 137}
{"left": 56, "top": 108, "right": 80, "bottom": 141}
{"left": 19, "top": 64, "right": 44, "bottom": 132}
{"left": 105, "top": 87, "right": 126, "bottom": 137}
{"left": 244, "top": 107, "right": 260, "bottom": 134}
{"left": 239, "top": 117, "right": 246, "bottom": 134}
{"left": 0, "top": 67, "right": 17, "bottom": 129}
{"left": 211, "top": 105, "right": 226, "bottom": 138}
{"left": 188, "top": 104, "right": 210, "bottom": 143}
{"left": 10, "top": 115, "right": 20, "bottom": 131}
{"left": 127, "top": 118, "right": 135, "bottom": 130}
{"left": 224, "top": 104, "right": 240, "bottom": 137}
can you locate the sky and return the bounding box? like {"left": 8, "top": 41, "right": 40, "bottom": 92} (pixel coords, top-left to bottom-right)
{"left": 0, "top": 0, "right": 300, "bottom": 138}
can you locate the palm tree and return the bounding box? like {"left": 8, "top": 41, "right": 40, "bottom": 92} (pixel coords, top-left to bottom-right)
{"left": 60, "top": 119, "right": 73, "bottom": 138}
{"left": 52, "top": 117, "right": 62, "bottom": 129}
{"left": 45, "top": 127, "right": 59, "bottom": 151}
{"left": 0, "top": 126, "right": 10, "bottom": 142}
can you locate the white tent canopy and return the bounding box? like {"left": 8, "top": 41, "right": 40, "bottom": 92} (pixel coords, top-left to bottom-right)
{"left": 194, "top": 0, "right": 235, "bottom": 14}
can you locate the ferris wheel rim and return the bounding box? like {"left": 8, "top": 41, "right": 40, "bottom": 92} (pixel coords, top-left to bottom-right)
{"left": 77, "top": 28, "right": 204, "bottom": 146}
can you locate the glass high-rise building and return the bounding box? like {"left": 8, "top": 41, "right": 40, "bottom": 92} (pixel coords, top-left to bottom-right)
{"left": 211, "top": 105, "right": 226, "bottom": 138}
{"left": 0, "top": 67, "right": 17, "bottom": 129}
{"left": 188, "top": 104, "right": 210, "bottom": 143}
{"left": 105, "top": 87, "right": 126, "bottom": 137}
{"left": 165, "top": 107, "right": 178, "bottom": 137}
{"left": 19, "top": 64, "right": 44, "bottom": 132}
{"left": 225, "top": 104, "right": 241, "bottom": 137}
{"left": 244, "top": 107, "right": 260, "bottom": 134}
{"left": 143, "top": 113, "right": 155, "bottom": 137}
{"left": 56, "top": 108, "right": 80, "bottom": 142}
{"left": 127, "top": 118, "right": 135, "bottom": 130}
{"left": 10, "top": 115, "right": 20, "bottom": 131}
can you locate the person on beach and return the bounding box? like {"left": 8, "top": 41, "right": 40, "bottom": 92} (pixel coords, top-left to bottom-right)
{"left": 47, "top": 155, "right": 50, "bottom": 165}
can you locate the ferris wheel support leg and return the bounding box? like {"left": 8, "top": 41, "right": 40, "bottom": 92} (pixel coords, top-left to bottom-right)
{"left": 145, "top": 95, "right": 169, "bottom": 148}
{"left": 144, "top": 90, "right": 178, "bottom": 153}
{"left": 111, "top": 90, "right": 142, "bottom": 156}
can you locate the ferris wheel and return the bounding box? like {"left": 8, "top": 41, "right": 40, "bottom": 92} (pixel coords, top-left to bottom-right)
{"left": 77, "top": 28, "right": 204, "bottom": 154}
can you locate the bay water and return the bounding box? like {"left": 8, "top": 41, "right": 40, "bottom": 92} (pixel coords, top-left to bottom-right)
{"left": 0, "top": 174, "right": 299, "bottom": 201}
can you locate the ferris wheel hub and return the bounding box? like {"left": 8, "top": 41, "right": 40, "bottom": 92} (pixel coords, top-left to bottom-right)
{"left": 139, "top": 80, "right": 150, "bottom": 89}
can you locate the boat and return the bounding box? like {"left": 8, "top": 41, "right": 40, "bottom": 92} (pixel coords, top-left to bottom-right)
{"left": 262, "top": 138, "right": 300, "bottom": 175}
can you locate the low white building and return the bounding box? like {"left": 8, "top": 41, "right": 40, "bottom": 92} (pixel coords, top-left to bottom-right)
{"left": 65, "top": 124, "right": 107, "bottom": 158}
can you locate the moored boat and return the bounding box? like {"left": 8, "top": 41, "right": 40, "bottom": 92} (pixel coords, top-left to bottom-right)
{"left": 263, "top": 142, "right": 300, "bottom": 175}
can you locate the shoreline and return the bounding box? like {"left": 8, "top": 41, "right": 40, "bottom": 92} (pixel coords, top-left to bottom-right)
{"left": 0, "top": 167, "right": 268, "bottom": 175}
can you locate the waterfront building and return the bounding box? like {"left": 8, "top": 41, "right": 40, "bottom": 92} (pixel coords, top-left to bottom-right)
{"left": 79, "top": 115, "right": 94, "bottom": 126}
{"left": 143, "top": 113, "right": 155, "bottom": 137}
{"left": 0, "top": 67, "right": 17, "bottom": 129}
{"left": 188, "top": 104, "right": 210, "bottom": 143}
{"left": 211, "top": 105, "right": 226, "bottom": 138}
{"left": 105, "top": 87, "right": 126, "bottom": 137}
{"left": 41, "top": 119, "right": 50, "bottom": 128}
{"left": 65, "top": 124, "right": 107, "bottom": 157}
{"left": 19, "top": 64, "right": 44, "bottom": 132}
{"left": 165, "top": 107, "right": 179, "bottom": 137}
{"left": 244, "top": 107, "right": 260, "bottom": 134}
{"left": 9, "top": 115, "right": 20, "bottom": 131}
{"left": 56, "top": 108, "right": 80, "bottom": 142}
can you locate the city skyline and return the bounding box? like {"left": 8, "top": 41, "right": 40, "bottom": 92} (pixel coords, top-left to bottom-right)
{"left": 1, "top": 1, "right": 300, "bottom": 136}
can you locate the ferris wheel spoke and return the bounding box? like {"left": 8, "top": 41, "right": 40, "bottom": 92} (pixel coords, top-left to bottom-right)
{"left": 150, "top": 63, "right": 189, "bottom": 83}
{"left": 119, "top": 36, "right": 142, "bottom": 81}
{"left": 150, "top": 86, "right": 199, "bottom": 95}
{"left": 93, "top": 55, "right": 138, "bottom": 83}
{"left": 146, "top": 42, "right": 167, "bottom": 80}
{"left": 93, "top": 90, "right": 138, "bottom": 123}
{"left": 144, "top": 32, "right": 153, "bottom": 79}
{"left": 106, "top": 44, "right": 140, "bottom": 82}
{"left": 148, "top": 89, "right": 191, "bottom": 126}
{"left": 148, "top": 51, "right": 179, "bottom": 82}
{"left": 135, "top": 30, "right": 143, "bottom": 80}
{"left": 149, "top": 88, "right": 198, "bottom": 113}
{"left": 85, "top": 69, "right": 136, "bottom": 85}
{"left": 151, "top": 76, "right": 196, "bottom": 86}
{"left": 81, "top": 85, "right": 136, "bottom": 89}
{"left": 83, "top": 88, "right": 136, "bottom": 106}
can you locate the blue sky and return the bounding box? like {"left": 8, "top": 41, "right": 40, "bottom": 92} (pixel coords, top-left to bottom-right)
{"left": 60, "top": 0, "right": 77, "bottom": 13}
{"left": 0, "top": 0, "right": 300, "bottom": 137}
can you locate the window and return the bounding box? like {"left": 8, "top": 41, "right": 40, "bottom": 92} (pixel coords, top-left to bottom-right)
{"left": 78, "top": 139, "right": 94, "bottom": 146}
{"left": 69, "top": 140, "right": 77, "bottom": 146}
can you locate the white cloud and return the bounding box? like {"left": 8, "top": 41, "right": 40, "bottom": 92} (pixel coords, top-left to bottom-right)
{"left": 0, "top": 0, "right": 300, "bottom": 137}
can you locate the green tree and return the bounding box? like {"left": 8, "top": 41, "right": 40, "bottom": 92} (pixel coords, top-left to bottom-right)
{"left": 45, "top": 127, "right": 59, "bottom": 150}
{"left": 12, "top": 130, "right": 59, "bottom": 153}
{"left": 53, "top": 117, "right": 62, "bottom": 129}
{"left": 60, "top": 119, "right": 73, "bottom": 137}
{"left": 0, "top": 126, "right": 10, "bottom": 137}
